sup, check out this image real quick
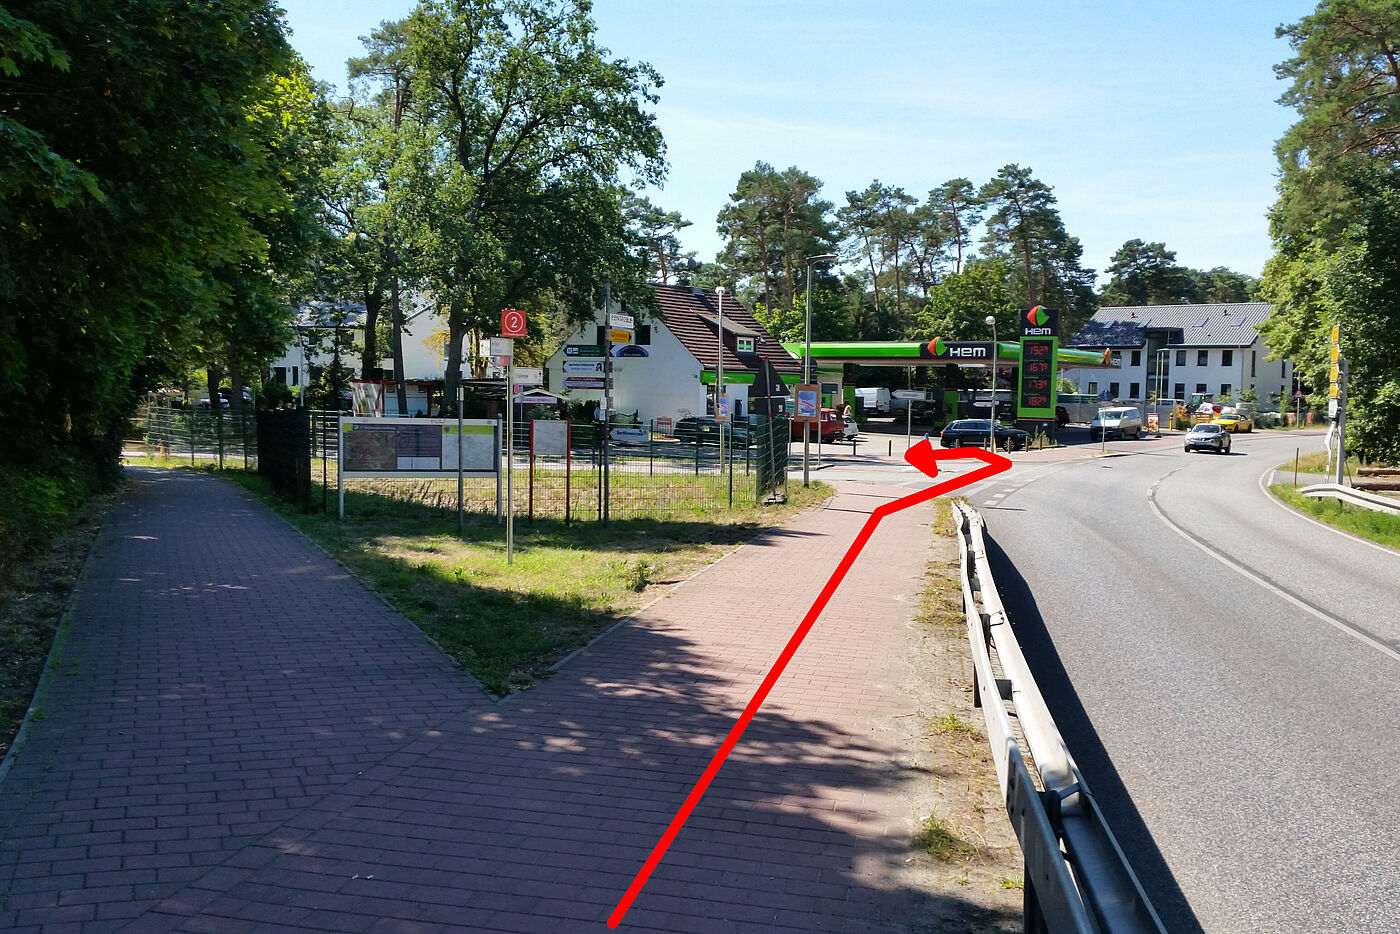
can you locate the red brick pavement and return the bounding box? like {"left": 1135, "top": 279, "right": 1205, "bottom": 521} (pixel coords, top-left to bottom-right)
{"left": 0, "top": 468, "right": 996, "bottom": 933}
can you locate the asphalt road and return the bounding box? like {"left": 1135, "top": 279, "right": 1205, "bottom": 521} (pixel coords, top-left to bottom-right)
{"left": 962, "top": 430, "right": 1400, "bottom": 933}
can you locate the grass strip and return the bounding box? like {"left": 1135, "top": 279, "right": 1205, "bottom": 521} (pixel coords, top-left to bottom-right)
{"left": 215, "top": 469, "right": 831, "bottom": 694}
{"left": 1270, "top": 483, "right": 1400, "bottom": 550}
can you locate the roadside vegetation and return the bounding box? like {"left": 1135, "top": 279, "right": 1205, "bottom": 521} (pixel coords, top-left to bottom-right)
{"left": 1270, "top": 484, "right": 1400, "bottom": 551}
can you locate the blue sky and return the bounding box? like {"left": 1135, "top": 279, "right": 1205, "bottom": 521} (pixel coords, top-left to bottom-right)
{"left": 280, "top": 0, "right": 1318, "bottom": 284}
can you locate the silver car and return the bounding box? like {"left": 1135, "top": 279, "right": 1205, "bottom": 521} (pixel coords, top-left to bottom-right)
{"left": 1090, "top": 406, "right": 1143, "bottom": 440}
{"left": 1184, "top": 422, "right": 1231, "bottom": 454}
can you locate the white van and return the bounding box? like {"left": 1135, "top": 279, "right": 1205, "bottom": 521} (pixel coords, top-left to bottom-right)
{"left": 855, "top": 387, "right": 890, "bottom": 415}
{"left": 1090, "top": 406, "right": 1143, "bottom": 440}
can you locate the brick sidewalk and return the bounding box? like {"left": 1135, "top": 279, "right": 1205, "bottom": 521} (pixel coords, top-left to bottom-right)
{"left": 0, "top": 468, "right": 990, "bottom": 933}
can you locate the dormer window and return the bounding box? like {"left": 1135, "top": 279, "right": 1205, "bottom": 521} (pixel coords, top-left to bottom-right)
{"left": 736, "top": 336, "right": 755, "bottom": 353}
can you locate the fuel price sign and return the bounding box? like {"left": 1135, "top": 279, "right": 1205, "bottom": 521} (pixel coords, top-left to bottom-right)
{"left": 1016, "top": 337, "right": 1058, "bottom": 419}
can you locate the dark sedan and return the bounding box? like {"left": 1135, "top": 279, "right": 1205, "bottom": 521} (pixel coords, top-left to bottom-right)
{"left": 939, "top": 419, "right": 1029, "bottom": 451}
{"left": 673, "top": 416, "right": 751, "bottom": 446}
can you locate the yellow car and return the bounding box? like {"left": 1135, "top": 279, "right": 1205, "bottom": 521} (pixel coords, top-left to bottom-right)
{"left": 1211, "top": 413, "right": 1253, "bottom": 433}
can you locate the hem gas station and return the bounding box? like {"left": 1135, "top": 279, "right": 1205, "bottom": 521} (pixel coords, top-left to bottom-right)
{"left": 781, "top": 306, "right": 1111, "bottom": 437}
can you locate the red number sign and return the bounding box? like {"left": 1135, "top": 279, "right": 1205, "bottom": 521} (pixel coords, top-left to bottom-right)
{"left": 501, "top": 308, "right": 527, "bottom": 338}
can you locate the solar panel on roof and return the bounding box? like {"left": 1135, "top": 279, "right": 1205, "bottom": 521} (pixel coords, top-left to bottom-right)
{"left": 1193, "top": 318, "right": 1207, "bottom": 327}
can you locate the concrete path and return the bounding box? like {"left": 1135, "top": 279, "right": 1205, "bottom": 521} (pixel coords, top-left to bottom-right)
{"left": 0, "top": 468, "right": 991, "bottom": 933}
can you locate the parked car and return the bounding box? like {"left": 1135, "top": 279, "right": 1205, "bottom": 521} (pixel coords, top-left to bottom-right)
{"left": 673, "top": 416, "right": 751, "bottom": 446}
{"left": 939, "top": 419, "right": 1030, "bottom": 451}
{"left": 1211, "top": 413, "right": 1253, "bottom": 433}
{"left": 1184, "top": 423, "right": 1231, "bottom": 454}
{"left": 1090, "top": 406, "right": 1143, "bottom": 440}
{"left": 789, "top": 408, "right": 846, "bottom": 443}
{"left": 840, "top": 415, "right": 859, "bottom": 440}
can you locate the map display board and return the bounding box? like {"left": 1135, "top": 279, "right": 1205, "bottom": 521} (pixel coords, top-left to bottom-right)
{"left": 340, "top": 417, "right": 498, "bottom": 478}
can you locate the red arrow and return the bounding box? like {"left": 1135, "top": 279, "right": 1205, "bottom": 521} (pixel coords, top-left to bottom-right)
{"left": 608, "top": 440, "right": 1013, "bottom": 927}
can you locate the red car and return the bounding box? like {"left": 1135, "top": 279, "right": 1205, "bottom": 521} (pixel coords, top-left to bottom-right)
{"left": 790, "top": 407, "right": 846, "bottom": 443}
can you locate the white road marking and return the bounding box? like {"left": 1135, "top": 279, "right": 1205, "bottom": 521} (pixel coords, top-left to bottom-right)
{"left": 1149, "top": 468, "right": 1400, "bottom": 666}
{"left": 1255, "top": 466, "right": 1400, "bottom": 560}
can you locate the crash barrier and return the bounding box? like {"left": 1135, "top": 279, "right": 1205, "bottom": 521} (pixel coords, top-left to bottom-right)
{"left": 951, "top": 501, "right": 1165, "bottom": 934}
{"left": 1298, "top": 483, "right": 1400, "bottom": 516}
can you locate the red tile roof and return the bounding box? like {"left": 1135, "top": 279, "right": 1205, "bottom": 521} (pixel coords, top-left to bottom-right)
{"left": 647, "top": 284, "right": 803, "bottom": 376}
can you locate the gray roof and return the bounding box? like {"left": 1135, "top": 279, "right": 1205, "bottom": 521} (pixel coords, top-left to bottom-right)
{"left": 1067, "top": 302, "right": 1271, "bottom": 350}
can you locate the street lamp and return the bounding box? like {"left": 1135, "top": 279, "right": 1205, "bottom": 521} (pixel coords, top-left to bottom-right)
{"left": 985, "top": 314, "right": 998, "bottom": 451}
{"left": 1152, "top": 348, "right": 1170, "bottom": 434}
{"left": 803, "top": 253, "right": 839, "bottom": 487}
{"left": 716, "top": 285, "right": 726, "bottom": 461}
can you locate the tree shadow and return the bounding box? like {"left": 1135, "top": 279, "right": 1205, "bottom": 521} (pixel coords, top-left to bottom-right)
{"left": 981, "top": 534, "right": 1205, "bottom": 934}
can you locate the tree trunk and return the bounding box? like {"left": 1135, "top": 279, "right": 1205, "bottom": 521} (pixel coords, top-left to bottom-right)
{"left": 360, "top": 286, "right": 383, "bottom": 381}
{"left": 441, "top": 299, "right": 466, "bottom": 417}
{"left": 206, "top": 364, "right": 224, "bottom": 410}
{"left": 389, "top": 275, "right": 409, "bottom": 416}
{"left": 226, "top": 353, "right": 246, "bottom": 422}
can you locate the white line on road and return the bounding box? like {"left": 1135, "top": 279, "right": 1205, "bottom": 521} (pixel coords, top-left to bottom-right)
{"left": 1149, "top": 468, "right": 1400, "bottom": 666}
{"left": 1256, "top": 466, "right": 1400, "bottom": 561}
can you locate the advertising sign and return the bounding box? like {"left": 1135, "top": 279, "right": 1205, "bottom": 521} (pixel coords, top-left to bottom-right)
{"left": 564, "top": 376, "right": 606, "bottom": 389}
{"left": 610, "top": 427, "right": 648, "bottom": 444}
{"left": 1016, "top": 337, "right": 1058, "bottom": 419}
{"left": 1020, "top": 304, "right": 1059, "bottom": 337}
{"left": 715, "top": 396, "right": 730, "bottom": 423}
{"left": 563, "top": 360, "right": 605, "bottom": 374}
{"left": 919, "top": 338, "right": 994, "bottom": 361}
{"left": 793, "top": 383, "right": 819, "bottom": 423}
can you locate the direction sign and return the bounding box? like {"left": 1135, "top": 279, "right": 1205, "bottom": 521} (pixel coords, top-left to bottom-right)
{"left": 893, "top": 389, "right": 928, "bottom": 401}
{"left": 564, "top": 344, "right": 604, "bottom": 357}
{"left": 564, "top": 376, "right": 606, "bottom": 390}
{"left": 609, "top": 328, "right": 633, "bottom": 344}
{"left": 609, "top": 312, "right": 634, "bottom": 330}
{"left": 501, "top": 308, "right": 527, "bottom": 338}
{"left": 513, "top": 366, "right": 543, "bottom": 386}
{"left": 563, "top": 360, "right": 605, "bottom": 374}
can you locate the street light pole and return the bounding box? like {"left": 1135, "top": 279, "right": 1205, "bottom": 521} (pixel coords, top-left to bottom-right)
{"left": 716, "top": 285, "right": 726, "bottom": 466}
{"left": 985, "top": 314, "right": 998, "bottom": 451}
{"left": 803, "top": 254, "right": 839, "bottom": 488}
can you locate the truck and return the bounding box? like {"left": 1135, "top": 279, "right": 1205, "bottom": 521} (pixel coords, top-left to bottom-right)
{"left": 855, "top": 387, "right": 891, "bottom": 415}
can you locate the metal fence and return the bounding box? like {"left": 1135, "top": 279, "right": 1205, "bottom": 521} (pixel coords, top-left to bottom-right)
{"left": 142, "top": 405, "right": 258, "bottom": 469}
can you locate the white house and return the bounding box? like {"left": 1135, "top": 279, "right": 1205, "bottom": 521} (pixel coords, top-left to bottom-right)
{"left": 267, "top": 294, "right": 452, "bottom": 414}
{"left": 544, "top": 284, "right": 802, "bottom": 428}
{"left": 1060, "top": 303, "right": 1294, "bottom": 409}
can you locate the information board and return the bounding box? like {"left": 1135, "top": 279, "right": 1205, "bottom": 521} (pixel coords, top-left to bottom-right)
{"left": 340, "top": 417, "right": 498, "bottom": 479}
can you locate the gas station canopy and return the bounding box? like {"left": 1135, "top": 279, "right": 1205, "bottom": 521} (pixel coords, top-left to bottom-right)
{"left": 780, "top": 340, "right": 1113, "bottom": 368}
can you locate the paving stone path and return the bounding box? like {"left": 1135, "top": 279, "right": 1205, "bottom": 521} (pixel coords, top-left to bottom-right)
{"left": 0, "top": 467, "right": 989, "bottom": 933}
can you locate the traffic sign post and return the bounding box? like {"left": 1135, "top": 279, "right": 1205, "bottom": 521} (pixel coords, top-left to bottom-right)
{"left": 502, "top": 308, "right": 527, "bottom": 338}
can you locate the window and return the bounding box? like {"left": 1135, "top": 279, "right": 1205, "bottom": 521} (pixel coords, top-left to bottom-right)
{"left": 1176, "top": 350, "right": 1186, "bottom": 366}
{"left": 1129, "top": 382, "right": 1140, "bottom": 399}
{"left": 1220, "top": 383, "right": 1231, "bottom": 398}
{"left": 274, "top": 366, "right": 287, "bottom": 385}
{"left": 292, "top": 365, "right": 300, "bottom": 387}
{"left": 1174, "top": 383, "right": 1185, "bottom": 400}
{"left": 1086, "top": 381, "right": 1098, "bottom": 394}
{"left": 1251, "top": 351, "right": 1257, "bottom": 377}
{"left": 1108, "top": 382, "right": 1120, "bottom": 398}
{"left": 1195, "top": 383, "right": 1207, "bottom": 395}
{"left": 1222, "top": 349, "right": 1233, "bottom": 367}
{"left": 637, "top": 324, "right": 651, "bottom": 345}
{"left": 1130, "top": 350, "right": 1142, "bottom": 367}
{"left": 1197, "top": 349, "right": 1208, "bottom": 366}
{"left": 736, "top": 336, "right": 755, "bottom": 353}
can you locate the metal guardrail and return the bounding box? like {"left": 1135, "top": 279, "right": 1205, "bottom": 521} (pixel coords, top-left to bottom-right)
{"left": 952, "top": 501, "right": 1166, "bottom": 934}
{"left": 1298, "top": 482, "right": 1400, "bottom": 516}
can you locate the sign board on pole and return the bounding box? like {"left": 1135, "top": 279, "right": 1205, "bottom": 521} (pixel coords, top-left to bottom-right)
{"left": 609, "top": 312, "right": 634, "bottom": 330}
{"left": 793, "top": 384, "right": 819, "bottom": 423}
{"left": 513, "top": 366, "right": 543, "bottom": 386}
{"left": 563, "top": 360, "right": 605, "bottom": 374}
{"left": 715, "top": 396, "right": 730, "bottom": 423}
{"left": 341, "top": 417, "right": 498, "bottom": 478}
{"left": 610, "top": 427, "right": 647, "bottom": 444}
{"left": 564, "top": 344, "right": 604, "bottom": 357}
{"left": 609, "top": 328, "right": 633, "bottom": 344}
{"left": 892, "top": 389, "right": 928, "bottom": 401}
{"left": 1016, "top": 306, "right": 1059, "bottom": 420}
{"left": 501, "top": 308, "right": 527, "bottom": 338}
{"left": 532, "top": 419, "right": 568, "bottom": 457}
{"left": 489, "top": 337, "right": 514, "bottom": 357}
{"left": 563, "top": 376, "right": 606, "bottom": 389}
